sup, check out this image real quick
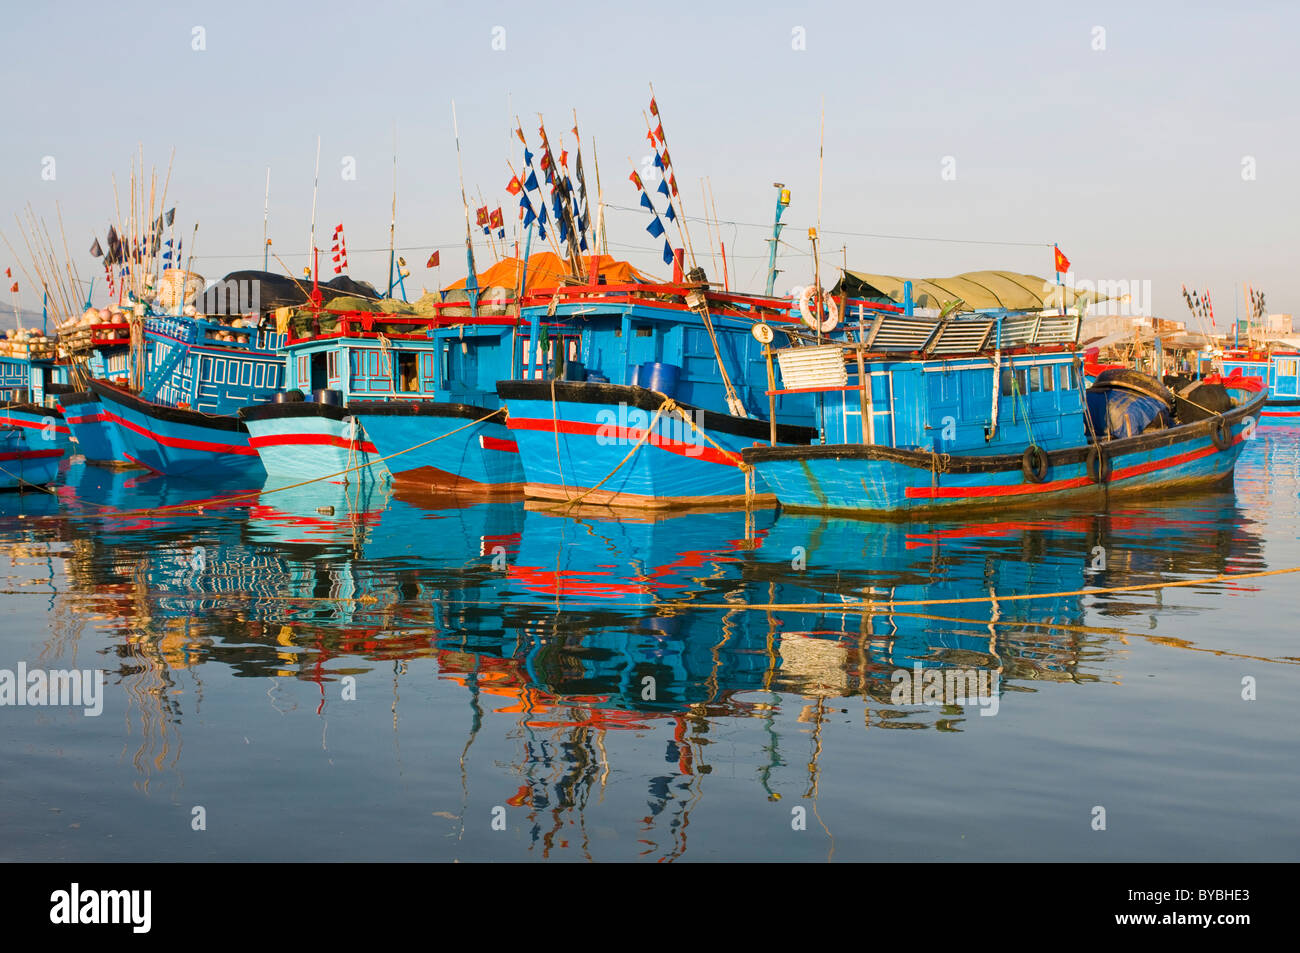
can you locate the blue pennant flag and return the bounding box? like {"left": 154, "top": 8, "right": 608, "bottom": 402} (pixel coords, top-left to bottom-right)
{"left": 524, "top": 170, "right": 539, "bottom": 192}
{"left": 662, "top": 241, "right": 674, "bottom": 266}
{"left": 657, "top": 178, "right": 670, "bottom": 199}
{"left": 552, "top": 192, "right": 563, "bottom": 221}
{"left": 524, "top": 149, "right": 533, "bottom": 167}
{"left": 521, "top": 198, "right": 536, "bottom": 227}
{"left": 558, "top": 218, "right": 569, "bottom": 243}
{"left": 646, "top": 216, "right": 665, "bottom": 239}
{"left": 538, "top": 203, "right": 549, "bottom": 224}
{"left": 664, "top": 204, "right": 677, "bottom": 223}
{"left": 639, "top": 192, "right": 654, "bottom": 212}
{"left": 497, "top": 228, "right": 505, "bottom": 240}
{"left": 538, "top": 222, "right": 546, "bottom": 241}
{"left": 653, "top": 153, "right": 665, "bottom": 170}
{"left": 579, "top": 234, "right": 589, "bottom": 253}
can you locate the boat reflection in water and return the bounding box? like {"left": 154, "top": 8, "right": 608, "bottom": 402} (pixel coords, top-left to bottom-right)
{"left": 0, "top": 467, "right": 1268, "bottom": 859}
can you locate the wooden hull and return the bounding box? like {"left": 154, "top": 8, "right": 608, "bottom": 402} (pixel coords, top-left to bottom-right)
{"left": 497, "top": 380, "right": 814, "bottom": 510}
{"left": 87, "top": 379, "right": 264, "bottom": 480}
{"left": 743, "top": 392, "right": 1267, "bottom": 518}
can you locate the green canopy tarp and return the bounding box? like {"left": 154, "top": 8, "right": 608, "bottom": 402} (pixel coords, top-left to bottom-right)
{"left": 832, "top": 269, "right": 1105, "bottom": 312}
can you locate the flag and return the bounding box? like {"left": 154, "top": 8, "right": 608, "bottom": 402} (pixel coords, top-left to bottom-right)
{"left": 653, "top": 153, "right": 665, "bottom": 171}
{"left": 524, "top": 148, "right": 533, "bottom": 167}
{"left": 662, "top": 241, "right": 673, "bottom": 266}
{"left": 331, "top": 224, "right": 348, "bottom": 274}
{"left": 166, "top": 208, "right": 175, "bottom": 226}
{"left": 668, "top": 174, "right": 678, "bottom": 197}
{"left": 90, "top": 238, "right": 103, "bottom": 257}
{"left": 506, "top": 175, "right": 522, "bottom": 196}
{"left": 539, "top": 152, "right": 550, "bottom": 172}
{"left": 646, "top": 217, "right": 665, "bottom": 239}
{"left": 489, "top": 207, "right": 504, "bottom": 230}
{"left": 497, "top": 229, "right": 505, "bottom": 240}
{"left": 524, "top": 170, "right": 539, "bottom": 192}
{"left": 559, "top": 149, "right": 568, "bottom": 169}
{"left": 646, "top": 129, "right": 656, "bottom": 148}
{"left": 664, "top": 204, "right": 676, "bottom": 223}
{"left": 427, "top": 250, "right": 440, "bottom": 268}
{"left": 3, "top": 267, "right": 9, "bottom": 277}
{"left": 649, "top": 97, "right": 658, "bottom": 117}
{"left": 629, "top": 170, "right": 643, "bottom": 190}
{"left": 516, "top": 127, "right": 527, "bottom": 146}
{"left": 1053, "top": 246, "right": 1070, "bottom": 274}
{"left": 655, "top": 124, "right": 665, "bottom": 145}
{"left": 640, "top": 192, "right": 654, "bottom": 211}
{"left": 9, "top": 282, "right": 16, "bottom": 293}
{"left": 657, "top": 178, "right": 670, "bottom": 199}
{"left": 476, "top": 206, "right": 489, "bottom": 227}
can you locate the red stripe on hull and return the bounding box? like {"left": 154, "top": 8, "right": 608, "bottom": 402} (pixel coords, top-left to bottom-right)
{"left": 102, "top": 410, "right": 258, "bottom": 455}
{"left": 248, "top": 432, "right": 378, "bottom": 454}
{"left": 479, "top": 435, "right": 519, "bottom": 454}
{"left": 1, "top": 417, "right": 70, "bottom": 435}
{"left": 0, "top": 448, "right": 64, "bottom": 462}
{"left": 904, "top": 439, "right": 1234, "bottom": 500}
{"left": 507, "top": 417, "right": 739, "bottom": 468}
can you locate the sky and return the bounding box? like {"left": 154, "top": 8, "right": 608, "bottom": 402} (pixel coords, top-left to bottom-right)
{"left": 1, "top": 0, "right": 1297, "bottom": 330}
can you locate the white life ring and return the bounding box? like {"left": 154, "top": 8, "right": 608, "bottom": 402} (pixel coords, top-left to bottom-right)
{"left": 797, "top": 286, "right": 839, "bottom": 332}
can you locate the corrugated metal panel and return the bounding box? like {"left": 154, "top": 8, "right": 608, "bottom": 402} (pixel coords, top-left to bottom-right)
{"left": 776, "top": 344, "right": 848, "bottom": 389}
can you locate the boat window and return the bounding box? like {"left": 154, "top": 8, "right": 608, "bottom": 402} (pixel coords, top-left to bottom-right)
{"left": 1029, "top": 366, "right": 1041, "bottom": 392}
{"left": 328, "top": 351, "right": 338, "bottom": 379}
{"left": 1279, "top": 359, "right": 1298, "bottom": 377}
{"left": 1015, "top": 368, "right": 1028, "bottom": 395}
{"left": 635, "top": 327, "right": 653, "bottom": 337}
{"left": 999, "top": 367, "right": 1013, "bottom": 395}
{"left": 1044, "top": 364, "right": 1055, "bottom": 391}
{"left": 298, "top": 355, "right": 308, "bottom": 387}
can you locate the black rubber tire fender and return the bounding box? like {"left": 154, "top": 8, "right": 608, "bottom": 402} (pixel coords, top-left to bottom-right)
{"left": 1210, "top": 417, "right": 1232, "bottom": 451}
{"left": 1086, "top": 445, "right": 1112, "bottom": 484}
{"left": 1021, "top": 444, "right": 1049, "bottom": 484}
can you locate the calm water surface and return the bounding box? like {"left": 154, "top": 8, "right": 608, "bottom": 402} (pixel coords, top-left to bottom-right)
{"left": 2, "top": 434, "right": 1298, "bottom": 862}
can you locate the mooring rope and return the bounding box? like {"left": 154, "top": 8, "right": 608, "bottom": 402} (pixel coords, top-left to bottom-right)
{"left": 0, "top": 408, "right": 504, "bottom": 520}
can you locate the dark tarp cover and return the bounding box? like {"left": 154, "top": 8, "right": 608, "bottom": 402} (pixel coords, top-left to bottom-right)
{"left": 216, "top": 271, "right": 382, "bottom": 312}
{"left": 1086, "top": 389, "right": 1169, "bottom": 439}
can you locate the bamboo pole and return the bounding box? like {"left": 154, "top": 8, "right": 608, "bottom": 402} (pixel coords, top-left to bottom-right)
{"left": 700, "top": 177, "right": 719, "bottom": 281}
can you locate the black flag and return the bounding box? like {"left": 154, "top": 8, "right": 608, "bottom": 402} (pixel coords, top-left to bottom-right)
{"left": 90, "top": 237, "right": 103, "bottom": 258}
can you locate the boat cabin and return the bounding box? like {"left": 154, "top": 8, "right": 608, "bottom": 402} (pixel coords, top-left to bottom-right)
{"left": 774, "top": 309, "right": 1087, "bottom": 453}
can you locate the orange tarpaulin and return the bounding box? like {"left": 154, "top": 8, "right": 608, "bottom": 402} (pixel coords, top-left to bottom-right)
{"left": 442, "top": 252, "right": 649, "bottom": 294}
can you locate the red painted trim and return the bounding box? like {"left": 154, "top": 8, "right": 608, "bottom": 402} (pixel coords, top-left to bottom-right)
{"left": 1, "top": 416, "right": 70, "bottom": 435}
{"left": 101, "top": 410, "right": 259, "bottom": 456}
{"left": 1262, "top": 411, "right": 1300, "bottom": 418}
{"left": 247, "top": 432, "right": 378, "bottom": 454}
{"left": 904, "top": 437, "right": 1236, "bottom": 500}
{"left": 479, "top": 435, "right": 519, "bottom": 453}
{"left": 64, "top": 412, "right": 109, "bottom": 425}
{"left": 507, "top": 416, "right": 739, "bottom": 468}
{"left": 0, "top": 448, "right": 63, "bottom": 461}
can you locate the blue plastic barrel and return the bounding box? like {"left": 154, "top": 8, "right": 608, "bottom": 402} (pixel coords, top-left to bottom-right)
{"left": 561, "top": 360, "right": 586, "bottom": 382}
{"left": 639, "top": 362, "right": 681, "bottom": 398}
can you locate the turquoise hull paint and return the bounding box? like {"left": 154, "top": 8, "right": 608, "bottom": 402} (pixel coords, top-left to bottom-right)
{"left": 748, "top": 395, "right": 1264, "bottom": 517}
{"left": 242, "top": 410, "right": 391, "bottom": 485}
{"left": 352, "top": 404, "right": 521, "bottom": 491}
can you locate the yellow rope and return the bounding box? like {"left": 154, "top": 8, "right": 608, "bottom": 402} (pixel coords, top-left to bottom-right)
{"left": 679, "top": 564, "right": 1300, "bottom": 611}
{"left": 544, "top": 399, "right": 676, "bottom": 514}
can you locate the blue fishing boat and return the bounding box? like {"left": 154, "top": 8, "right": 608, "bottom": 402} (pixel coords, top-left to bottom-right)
{"left": 1217, "top": 349, "right": 1299, "bottom": 427}
{"left": 0, "top": 345, "right": 74, "bottom": 453}
{"left": 350, "top": 253, "right": 596, "bottom": 494}
{"left": 0, "top": 423, "right": 65, "bottom": 488}
{"left": 496, "top": 277, "right": 827, "bottom": 509}
{"left": 239, "top": 307, "right": 450, "bottom": 485}
{"left": 55, "top": 312, "right": 137, "bottom": 464}
{"left": 743, "top": 308, "right": 1267, "bottom": 516}
{"left": 85, "top": 304, "right": 286, "bottom": 477}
